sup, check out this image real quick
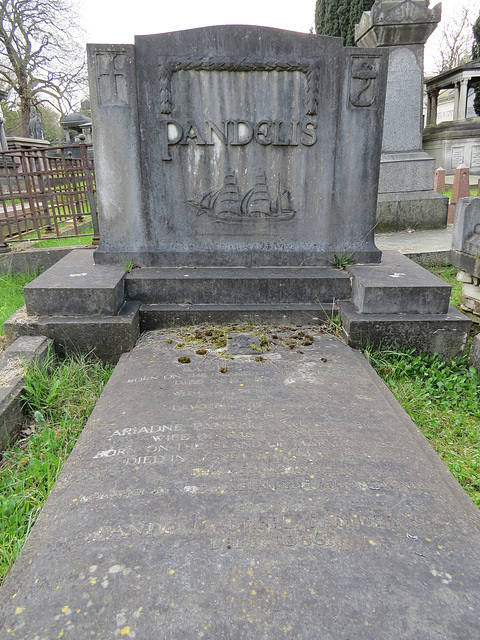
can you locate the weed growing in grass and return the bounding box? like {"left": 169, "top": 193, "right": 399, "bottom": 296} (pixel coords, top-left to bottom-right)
{"left": 0, "top": 354, "right": 113, "bottom": 584}
{"left": 364, "top": 346, "right": 480, "bottom": 507}
{"left": 0, "top": 271, "right": 38, "bottom": 336}
{"left": 423, "top": 264, "right": 462, "bottom": 309}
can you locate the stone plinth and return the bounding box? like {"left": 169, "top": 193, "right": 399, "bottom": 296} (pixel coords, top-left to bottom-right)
{"left": 88, "top": 26, "right": 388, "bottom": 266}
{"left": 356, "top": 0, "right": 448, "bottom": 231}
{"left": 1, "top": 332, "right": 480, "bottom": 637}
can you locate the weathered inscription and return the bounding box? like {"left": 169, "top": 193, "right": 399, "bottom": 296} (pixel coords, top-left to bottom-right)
{"left": 160, "top": 119, "right": 317, "bottom": 161}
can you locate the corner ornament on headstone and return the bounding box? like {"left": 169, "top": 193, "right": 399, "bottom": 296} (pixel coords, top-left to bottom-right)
{"left": 158, "top": 57, "right": 321, "bottom": 117}
{"left": 96, "top": 52, "right": 128, "bottom": 107}
{"left": 349, "top": 56, "right": 381, "bottom": 108}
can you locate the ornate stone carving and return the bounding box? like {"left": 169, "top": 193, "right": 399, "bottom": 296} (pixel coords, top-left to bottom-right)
{"left": 96, "top": 53, "right": 128, "bottom": 107}
{"left": 188, "top": 170, "right": 295, "bottom": 222}
{"left": 158, "top": 57, "right": 322, "bottom": 116}
{"left": 349, "top": 56, "right": 381, "bottom": 108}
{"left": 372, "top": 0, "right": 437, "bottom": 24}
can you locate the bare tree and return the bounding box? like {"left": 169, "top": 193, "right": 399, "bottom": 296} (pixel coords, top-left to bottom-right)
{"left": 0, "top": 0, "right": 87, "bottom": 137}
{"left": 431, "top": 5, "right": 474, "bottom": 73}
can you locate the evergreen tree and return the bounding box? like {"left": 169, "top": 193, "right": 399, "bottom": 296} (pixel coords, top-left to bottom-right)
{"left": 315, "top": 0, "right": 375, "bottom": 46}
{"left": 472, "top": 13, "right": 480, "bottom": 116}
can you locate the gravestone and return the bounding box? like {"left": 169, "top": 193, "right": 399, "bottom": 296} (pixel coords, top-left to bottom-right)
{"left": 2, "top": 26, "right": 471, "bottom": 362}
{"left": 88, "top": 26, "right": 388, "bottom": 267}
{"left": 1, "top": 331, "right": 480, "bottom": 637}
{"left": 355, "top": 0, "right": 448, "bottom": 232}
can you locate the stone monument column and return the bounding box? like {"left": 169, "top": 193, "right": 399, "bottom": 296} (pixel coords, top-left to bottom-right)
{"left": 355, "top": 0, "right": 448, "bottom": 231}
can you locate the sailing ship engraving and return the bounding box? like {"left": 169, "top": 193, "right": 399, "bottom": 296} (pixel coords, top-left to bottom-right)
{"left": 187, "top": 170, "right": 295, "bottom": 221}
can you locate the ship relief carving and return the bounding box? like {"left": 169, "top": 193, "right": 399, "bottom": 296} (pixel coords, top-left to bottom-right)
{"left": 349, "top": 56, "right": 381, "bottom": 108}
{"left": 96, "top": 52, "right": 128, "bottom": 106}
{"left": 187, "top": 170, "right": 295, "bottom": 222}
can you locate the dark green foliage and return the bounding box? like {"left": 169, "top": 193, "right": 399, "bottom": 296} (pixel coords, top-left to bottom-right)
{"left": 315, "top": 0, "right": 375, "bottom": 46}
{"left": 472, "top": 14, "right": 480, "bottom": 116}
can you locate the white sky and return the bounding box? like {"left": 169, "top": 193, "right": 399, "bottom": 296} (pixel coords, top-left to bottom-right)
{"left": 79, "top": 0, "right": 480, "bottom": 74}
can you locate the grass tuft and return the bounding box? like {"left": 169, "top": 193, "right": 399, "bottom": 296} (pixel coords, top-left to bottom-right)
{"left": 364, "top": 346, "right": 480, "bottom": 507}
{"left": 0, "top": 353, "right": 113, "bottom": 584}
{"left": 0, "top": 271, "right": 38, "bottom": 336}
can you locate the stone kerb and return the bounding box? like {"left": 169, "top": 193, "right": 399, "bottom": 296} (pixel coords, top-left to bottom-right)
{"left": 450, "top": 197, "right": 480, "bottom": 317}
{"left": 88, "top": 26, "right": 388, "bottom": 267}
{"left": 0, "top": 336, "right": 52, "bottom": 451}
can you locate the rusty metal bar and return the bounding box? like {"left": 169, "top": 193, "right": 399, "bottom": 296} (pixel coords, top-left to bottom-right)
{"left": 0, "top": 143, "right": 96, "bottom": 244}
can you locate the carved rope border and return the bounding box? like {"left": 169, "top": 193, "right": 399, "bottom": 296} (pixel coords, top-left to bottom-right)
{"left": 158, "top": 58, "right": 321, "bottom": 116}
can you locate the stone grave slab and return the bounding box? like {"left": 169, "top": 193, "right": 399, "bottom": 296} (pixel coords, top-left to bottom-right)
{"left": 1, "top": 331, "right": 479, "bottom": 638}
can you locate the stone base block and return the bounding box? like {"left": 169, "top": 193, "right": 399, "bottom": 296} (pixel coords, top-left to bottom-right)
{"left": 469, "top": 334, "right": 480, "bottom": 373}
{"left": 338, "top": 300, "right": 470, "bottom": 360}
{"left": 24, "top": 249, "right": 126, "bottom": 316}
{"left": 450, "top": 249, "right": 480, "bottom": 279}
{"left": 379, "top": 152, "right": 436, "bottom": 194}
{"left": 126, "top": 267, "right": 351, "bottom": 305}
{"left": 376, "top": 191, "right": 448, "bottom": 232}
{"left": 3, "top": 302, "right": 140, "bottom": 364}
{"left": 140, "top": 303, "right": 336, "bottom": 331}
{"left": 349, "top": 250, "right": 451, "bottom": 314}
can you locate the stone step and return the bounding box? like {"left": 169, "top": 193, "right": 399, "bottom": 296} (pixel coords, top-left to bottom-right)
{"left": 125, "top": 266, "right": 351, "bottom": 305}
{"left": 24, "top": 249, "right": 125, "bottom": 317}
{"left": 140, "top": 302, "right": 336, "bottom": 330}
{"left": 339, "top": 300, "right": 470, "bottom": 360}
{"left": 1, "top": 332, "right": 479, "bottom": 638}
{"left": 349, "top": 250, "right": 451, "bottom": 314}
{"left": 4, "top": 301, "right": 141, "bottom": 364}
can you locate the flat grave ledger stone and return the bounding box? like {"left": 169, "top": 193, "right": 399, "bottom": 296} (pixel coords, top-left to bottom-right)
{"left": 1, "top": 331, "right": 479, "bottom": 638}
{"left": 88, "top": 26, "right": 388, "bottom": 266}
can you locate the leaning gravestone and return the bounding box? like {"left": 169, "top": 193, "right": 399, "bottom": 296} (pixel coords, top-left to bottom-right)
{"left": 88, "top": 26, "right": 387, "bottom": 266}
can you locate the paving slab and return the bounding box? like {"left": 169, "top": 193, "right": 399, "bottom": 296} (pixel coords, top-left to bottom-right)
{"left": 0, "top": 331, "right": 479, "bottom": 639}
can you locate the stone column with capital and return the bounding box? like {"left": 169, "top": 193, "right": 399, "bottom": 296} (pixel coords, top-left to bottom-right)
{"left": 355, "top": 0, "right": 448, "bottom": 232}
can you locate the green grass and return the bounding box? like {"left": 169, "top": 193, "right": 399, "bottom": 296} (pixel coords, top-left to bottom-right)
{"left": 0, "top": 353, "right": 113, "bottom": 585}
{"left": 32, "top": 235, "right": 93, "bottom": 249}
{"left": 364, "top": 347, "right": 480, "bottom": 508}
{"left": 421, "top": 264, "right": 462, "bottom": 308}
{"left": 442, "top": 187, "right": 478, "bottom": 200}
{"left": 10, "top": 221, "right": 94, "bottom": 247}
{"left": 0, "top": 271, "right": 38, "bottom": 335}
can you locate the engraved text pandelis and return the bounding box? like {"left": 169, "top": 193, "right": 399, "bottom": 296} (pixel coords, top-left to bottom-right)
{"left": 160, "top": 119, "right": 317, "bottom": 161}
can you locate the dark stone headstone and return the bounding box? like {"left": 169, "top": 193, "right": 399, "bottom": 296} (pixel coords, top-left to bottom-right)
{"left": 88, "top": 26, "right": 388, "bottom": 267}
{"left": 1, "top": 331, "right": 479, "bottom": 637}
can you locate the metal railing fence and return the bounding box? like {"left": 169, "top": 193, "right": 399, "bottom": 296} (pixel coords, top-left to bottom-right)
{"left": 0, "top": 143, "right": 98, "bottom": 250}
